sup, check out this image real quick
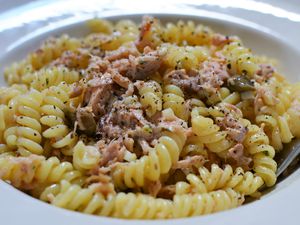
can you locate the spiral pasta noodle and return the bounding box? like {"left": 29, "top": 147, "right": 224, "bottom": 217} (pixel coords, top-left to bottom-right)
{"left": 40, "top": 180, "right": 172, "bottom": 219}
{"left": 73, "top": 141, "right": 101, "bottom": 171}
{"left": 23, "top": 66, "right": 80, "bottom": 90}
{"left": 0, "top": 84, "right": 28, "bottom": 105}
{"left": 176, "top": 164, "right": 264, "bottom": 196}
{"left": 256, "top": 114, "right": 293, "bottom": 151}
{"left": 39, "top": 180, "right": 243, "bottom": 219}
{"left": 138, "top": 80, "right": 162, "bottom": 117}
{"left": 163, "top": 84, "right": 189, "bottom": 121}
{"left": 4, "top": 89, "right": 44, "bottom": 155}
{"left": 0, "top": 155, "right": 83, "bottom": 189}
{"left": 254, "top": 77, "right": 294, "bottom": 150}
{"left": 286, "top": 86, "right": 300, "bottom": 138}
{"left": 161, "top": 20, "right": 213, "bottom": 46}
{"left": 162, "top": 44, "right": 209, "bottom": 70}
{"left": 4, "top": 35, "right": 80, "bottom": 85}
{"left": 40, "top": 83, "right": 78, "bottom": 154}
{"left": 173, "top": 188, "right": 244, "bottom": 218}
{"left": 191, "top": 107, "right": 234, "bottom": 155}
{"left": 181, "top": 134, "right": 207, "bottom": 158}
{"left": 243, "top": 121, "right": 277, "bottom": 187}
{"left": 112, "top": 128, "right": 186, "bottom": 189}
{"left": 222, "top": 41, "right": 259, "bottom": 77}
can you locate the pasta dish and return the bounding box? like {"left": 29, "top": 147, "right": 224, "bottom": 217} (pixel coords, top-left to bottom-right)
{"left": 0, "top": 16, "right": 299, "bottom": 219}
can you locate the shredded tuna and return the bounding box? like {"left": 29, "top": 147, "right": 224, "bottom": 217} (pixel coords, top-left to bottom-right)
{"left": 144, "top": 180, "right": 162, "bottom": 197}
{"left": 165, "top": 69, "right": 204, "bottom": 97}
{"left": 158, "top": 185, "right": 176, "bottom": 199}
{"left": 256, "top": 64, "right": 274, "bottom": 80}
{"left": 215, "top": 104, "right": 248, "bottom": 143}
{"left": 166, "top": 59, "right": 229, "bottom": 99}
{"left": 227, "top": 143, "right": 253, "bottom": 170}
{"left": 85, "top": 55, "right": 109, "bottom": 79}
{"left": 254, "top": 85, "right": 278, "bottom": 115}
{"left": 200, "top": 60, "right": 230, "bottom": 89}
{"left": 97, "top": 96, "right": 160, "bottom": 143}
{"left": 126, "top": 50, "right": 162, "bottom": 80}
{"left": 99, "top": 139, "right": 124, "bottom": 167}
{"left": 172, "top": 155, "right": 206, "bottom": 175}
{"left": 52, "top": 49, "right": 90, "bottom": 69}
{"left": 70, "top": 85, "right": 83, "bottom": 98}
{"left": 110, "top": 69, "right": 132, "bottom": 89}
{"left": 83, "top": 73, "right": 114, "bottom": 118}
{"left": 104, "top": 42, "right": 139, "bottom": 61}
{"left": 135, "top": 16, "right": 156, "bottom": 51}
{"left": 212, "top": 34, "right": 231, "bottom": 47}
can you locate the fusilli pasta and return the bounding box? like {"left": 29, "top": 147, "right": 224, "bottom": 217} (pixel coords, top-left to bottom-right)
{"left": 1, "top": 16, "right": 299, "bottom": 220}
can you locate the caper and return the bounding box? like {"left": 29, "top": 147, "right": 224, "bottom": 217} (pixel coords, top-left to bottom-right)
{"left": 227, "top": 76, "right": 255, "bottom": 92}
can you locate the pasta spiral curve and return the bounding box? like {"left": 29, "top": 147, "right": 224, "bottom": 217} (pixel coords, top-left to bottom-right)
{"left": 73, "top": 141, "right": 101, "bottom": 171}
{"left": 243, "top": 120, "right": 277, "bottom": 186}
{"left": 40, "top": 83, "right": 78, "bottom": 154}
{"left": 162, "top": 44, "right": 209, "bottom": 70}
{"left": 40, "top": 180, "right": 172, "bottom": 219}
{"left": 191, "top": 107, "right": 234, "bottom": 155}
{"left": 222, "top": 41, "right": 259, "bottom": 77}
{"left": 0, "top": 155, "right": 84, "bottom": 189}
{"left": 39, "top": 180, "right": 243, "bottom": 219}
{"left": 138, "top": 80, "right": 162, "bottom": 117}
{"left": 112, "top": 129, "right": 186, "bottom": 189}
{"left": 161, "top": 20, "right": 213, "bottom": 46}
{"left": 175, "top": 164, "right": 264, "bottom": 196}
{"left": 163, "top": 84, "right": 188, "bottom": 121}
{"left": 4, "top": 35, "right": 80, "bottom": 85}
{"left": 23, "top": 66, "right": 80, "bottom": 91}
{"left": 0, "top": 84, "right": 28, "bottom": 105}
{"left": 173, "top": 188, "right": 244, "bottom": 218}
{"left": 4, "top": 89, "right": 44, "bottom": 155}
{"left": 254, "top": 77, "right": 294, "bottom": 150}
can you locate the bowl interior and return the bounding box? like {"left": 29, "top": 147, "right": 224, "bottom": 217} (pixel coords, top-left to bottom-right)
{"left": 0, "top": 12, "right": 300, "bottom": 220}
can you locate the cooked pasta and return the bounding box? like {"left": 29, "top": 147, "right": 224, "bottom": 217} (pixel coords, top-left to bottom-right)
{"left": 222, "top": 41, "right": 259, "bottom": 77}
{"left": 112, "top": 119, "right": 187, "bottom": 189}
{"left": 40, "top": 83, "right": 78, "bottom": 154}
{"left": 138, "top": 80, "right": 162, "bottom": 117}
{"left": 173, "top": 188, "right": 244, "bottom": 218}
{"left": 73, "top": 141, "right": 101, "bottom": 171}
{"left": 4, "top": 89, "right": 44, "bottom": 155}
{"left": 176, "top": 164, "right": 264, "bottom": 196}
{"left": 0, "top": 16, "right": 299, "bottom": 219}
{"left": 191, "top": 107, "right": 234, "bottom": 155}
{"left": 4, "top": 35, "right": 80, "bottom": 85}
{"left": 26, "top": 66, "right": 80, "bottom": 91}
{"left": 163, "top": 84, "right": 189, "bottom": 121}
{"left": 0, "top": 155, "right": 84, "bottom": 189}
{"left": 243, "top": 122, "right": 277, "bottom": 186}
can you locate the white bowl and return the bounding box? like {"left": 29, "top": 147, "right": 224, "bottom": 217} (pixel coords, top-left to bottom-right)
{"left": 1, "top": 1, "right": 300, "bottom": 224}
